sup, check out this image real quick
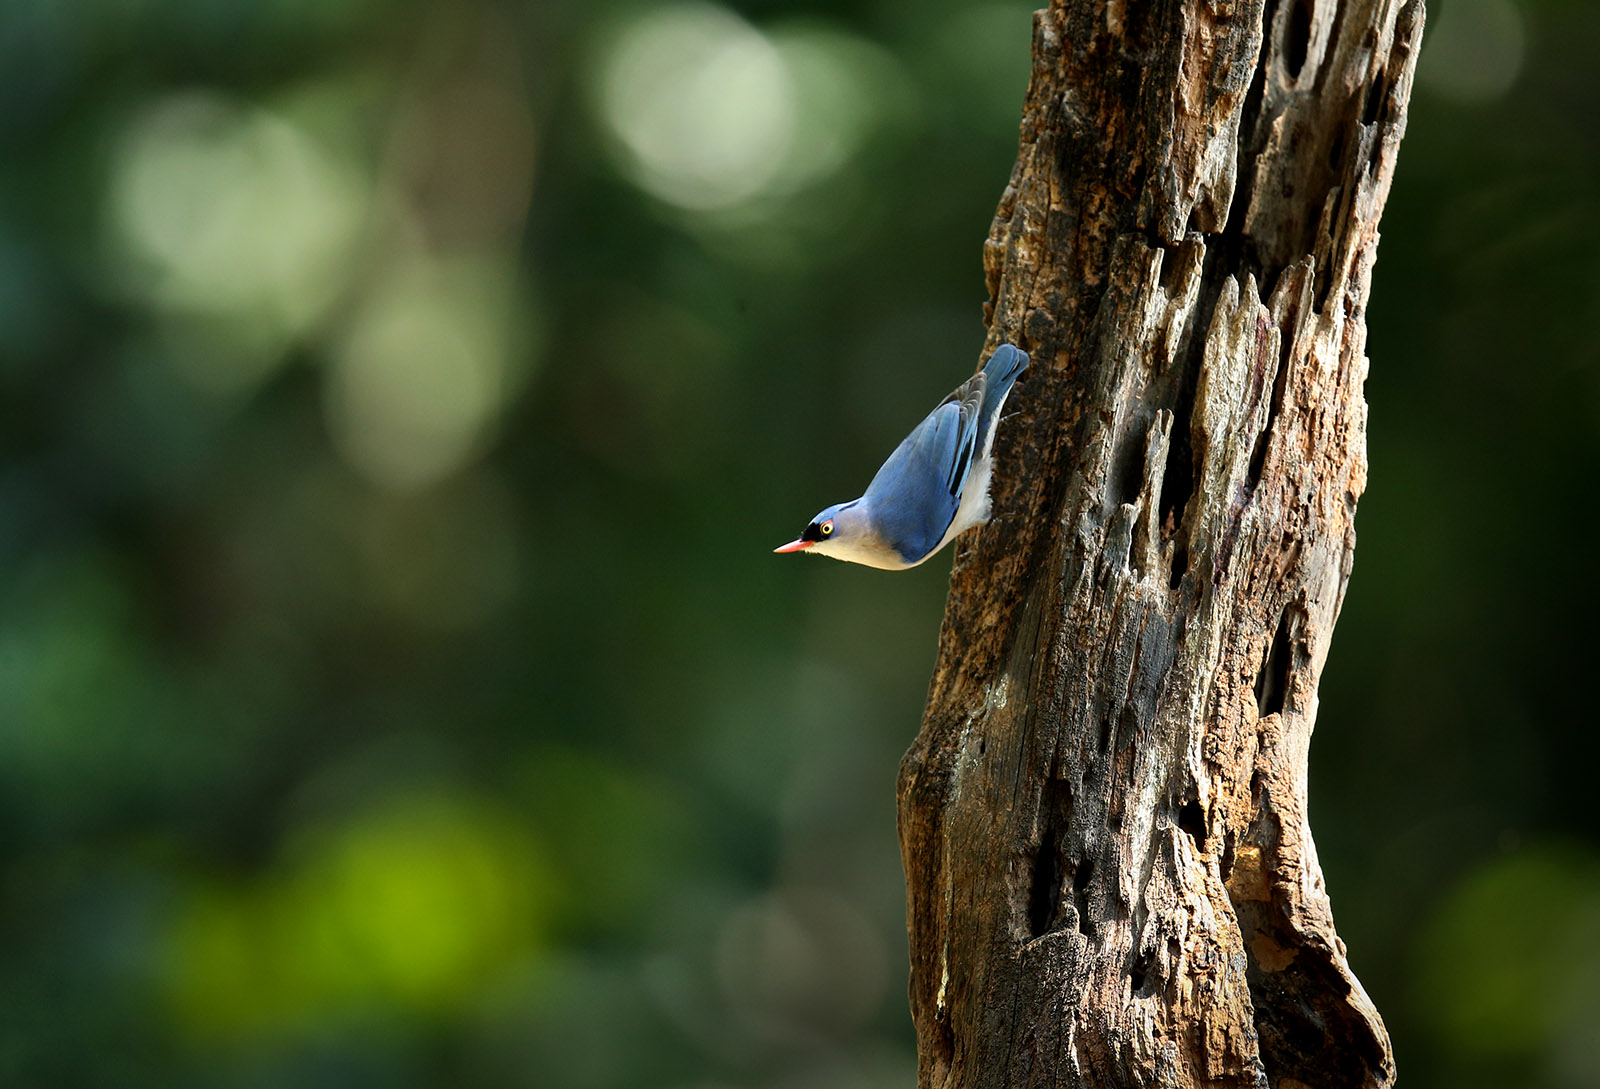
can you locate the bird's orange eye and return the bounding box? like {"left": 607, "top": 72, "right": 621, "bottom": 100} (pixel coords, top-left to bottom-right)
{"left": 821, "top": 521, "right": 834, "bottom": 536}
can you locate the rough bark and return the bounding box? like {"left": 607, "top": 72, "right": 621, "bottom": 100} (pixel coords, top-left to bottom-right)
{"left": 896, "top": 1, "right": 1422, "bottom": 1087}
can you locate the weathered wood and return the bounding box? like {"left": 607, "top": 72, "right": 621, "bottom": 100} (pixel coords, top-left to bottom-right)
{"left": 896, "top": 1, "right": 1422, "bottom": 1086}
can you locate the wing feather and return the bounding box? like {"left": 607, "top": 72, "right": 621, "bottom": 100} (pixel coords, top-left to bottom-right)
{"left": 862, "top": 374, "right": 986, "bottom": 563}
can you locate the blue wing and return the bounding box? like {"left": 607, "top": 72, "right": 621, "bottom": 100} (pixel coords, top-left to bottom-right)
{"left": 862, "top": 375, "right": 985, "bottom": 563}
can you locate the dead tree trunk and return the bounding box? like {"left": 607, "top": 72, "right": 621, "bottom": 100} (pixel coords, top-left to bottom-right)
{"left": 896, "top": 1, "right": 1422, "bottom": 1086}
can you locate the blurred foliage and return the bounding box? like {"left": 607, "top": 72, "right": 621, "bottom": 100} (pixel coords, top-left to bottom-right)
{"left": 0, "top": 0, "right": 1595, "bottom": 1086}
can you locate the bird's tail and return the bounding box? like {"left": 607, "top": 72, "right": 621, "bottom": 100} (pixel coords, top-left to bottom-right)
{"left": 979, "top": 343, "right": 1029, "bottom": 420}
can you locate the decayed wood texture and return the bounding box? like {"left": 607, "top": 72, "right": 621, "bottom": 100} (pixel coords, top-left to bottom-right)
{"left": 896, "top": 0, "right": 1421, "bottom": 1086}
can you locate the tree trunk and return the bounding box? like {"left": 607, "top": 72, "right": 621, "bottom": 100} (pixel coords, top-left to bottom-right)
{"left": 896, "top": 1, "right": 1422, "bottom": 1086}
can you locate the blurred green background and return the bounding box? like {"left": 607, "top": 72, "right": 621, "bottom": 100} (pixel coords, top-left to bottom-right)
{"left": 0, "top": 0, "right": 1595, "bottom": 1086}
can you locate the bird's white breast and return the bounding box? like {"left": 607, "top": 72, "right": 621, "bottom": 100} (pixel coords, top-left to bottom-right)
{"left": 926, "top": 451, "right": 995, "bottom": 561}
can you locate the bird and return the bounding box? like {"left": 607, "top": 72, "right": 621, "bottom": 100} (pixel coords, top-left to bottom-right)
{"left": 774, "top": 343, "right": 1030, "bottom": 570}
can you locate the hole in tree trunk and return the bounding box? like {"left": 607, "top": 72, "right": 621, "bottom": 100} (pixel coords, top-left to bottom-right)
{"left": 1158, "top": 425, "right": 1195, "bottom": 540}
{"left": 1363, "top": 69, "right": 1388, "bottom": 125}
{"left": 1026, "top": 778, "right": 1073, "bottom": 938}
{"left": 1178, "top": 799, "right": 1207, "bottom": 849}
{"left": 1159, "top": 420, "right": 1193, "bottom": 590}
{"left": 1027, "top": 840, "right": 1062, "bottom": 938}
{"left": 1158, "top": 239, "right": 1188, "bottom": 295}
{"left": 1113, "top": 431, "right": 1147, "bottom": 509}
{"left": 1168, "top": 541, "right": 1189, "bottom": 591}
{"left": 1129, "top": 947, "right": 1155, "bottom": 995}
{"left": 1254, "top": 610, "right": 1294, "bottom": 717}
{"left": 1327, "top": 122, "right": 1348, "bottom": 171}
{"left": 1284, "top": 0, "right": 1313, "bottom": 80}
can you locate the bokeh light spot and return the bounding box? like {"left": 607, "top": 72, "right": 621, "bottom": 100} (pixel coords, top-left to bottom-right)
{"left": 166, "top": 796, "right": 553, "bottom": 1041}
{"left": 109, "top": 91, "right": 366, "bottom": 360}
{"left": 326, "top": 255, "right": 524, "bottom": 491}
{"left": 1414, "top": 843, "right": 1600, "bottom": 1058}
{"left": 594, "top": 6, "right": 914, "bottom": 220}
{"left": 766, "top": 25, "right": 914, "bottom": 195}
{"left": 596, "top": 3, "right": 796, "bottom": 210}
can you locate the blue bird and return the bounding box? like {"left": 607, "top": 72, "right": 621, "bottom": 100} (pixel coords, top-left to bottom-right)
{"left": 775, "top": 343, "right": 1030, "bottom": 570}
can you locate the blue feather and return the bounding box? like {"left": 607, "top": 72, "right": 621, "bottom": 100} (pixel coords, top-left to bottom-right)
{"left": 861, "top": 344, "right": 1029, "bottom": 564}
{"left": 776, "top": 343, "right": 1030, "bottom": 569}
{"left": 863, "top": 400, "right": 967, "bottom": 563}
{"left": 974, "top": 344, "right": 1027, "bottom": 456}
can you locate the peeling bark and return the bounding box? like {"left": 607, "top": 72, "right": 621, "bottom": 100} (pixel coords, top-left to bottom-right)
{"left": 896, "top": 1, "right": 1422, "bottom": 1086}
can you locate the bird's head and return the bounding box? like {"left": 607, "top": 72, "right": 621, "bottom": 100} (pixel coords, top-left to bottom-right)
{"left": 773, "top": 502, "right": 905, "bottom": 568}
{"left": 773, "top": 502, "right": 850, "bottom": 556}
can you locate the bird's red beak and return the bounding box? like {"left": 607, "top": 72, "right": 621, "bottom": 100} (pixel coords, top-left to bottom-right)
{"left": 773, "top": 539, "right": 813, "bottom": 554}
